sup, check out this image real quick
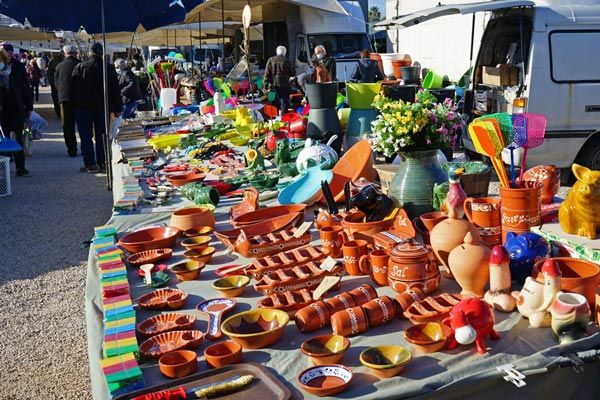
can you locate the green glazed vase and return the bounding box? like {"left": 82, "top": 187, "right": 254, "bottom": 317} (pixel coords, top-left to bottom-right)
{"left": 388, "top": 150, "right": 447, "bottom": 219}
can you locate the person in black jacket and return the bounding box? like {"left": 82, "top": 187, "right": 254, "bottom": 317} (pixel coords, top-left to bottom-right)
{"left": 54, "top": 45, "right": 80, "bottom": 157}
{"left": 264, "top": 46, "right": 295, "bottom": 114}
{"left": 114, "top": 59, "right": 142, "bottom": 119}
{"left": 46, "top": 52, "right": 63, "bottom": 119}
{"left": 70, "top": 43, "right": 121, "bottom": 173}
{"left": 0, "top": 43, "right": 33, "bottom": 176}
{"left": 312, "top": 45, "right": 336, "bottom": 82}
{"left": 350, "top": 50, "right": 384, "bottom": 83}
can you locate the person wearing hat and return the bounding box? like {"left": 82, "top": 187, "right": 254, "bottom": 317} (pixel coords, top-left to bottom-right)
{"left": 264, "top": 45, "right": 295, "bottom": 114}
{"left": 0, "top": 43, "right": 33, "bottom": 176}
{"left": 70, "top": 42, "right": 121, "bottom": 173}
{"left": 54, "top": 45, "right": 81, "bottom": 157}
{"left": 114, "top": 58, "right": 142, "bottom": 119}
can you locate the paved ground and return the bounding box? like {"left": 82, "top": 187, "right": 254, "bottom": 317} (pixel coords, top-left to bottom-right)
{"left": 0, "top": 87, "right": 112, "bottom": 399}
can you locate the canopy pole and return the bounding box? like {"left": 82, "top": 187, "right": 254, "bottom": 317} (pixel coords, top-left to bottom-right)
{"left": 198, "top": 11, "right": 202, "bottom": 81}
{"left": 221, "top": 0, "right": 225, "bottom": 54}
{"left": 127, "top": 32, "right": 135, "bottom": 62}
{"left": 190, "top": 29, "right": 194, "bottom": 79}
{"left": 469, "top": 13, "right": 475, "bottom": 66}
{"left": 101, "top": 0, "right": 112, "bottom": 190}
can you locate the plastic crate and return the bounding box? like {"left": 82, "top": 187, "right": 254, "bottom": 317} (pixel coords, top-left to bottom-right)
{"left": 0, "top": 156, "right": 11, "bottom": 196}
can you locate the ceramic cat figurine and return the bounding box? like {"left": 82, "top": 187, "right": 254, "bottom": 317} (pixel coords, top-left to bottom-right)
{"left": 558, "top": 164, "right": 600, "bottom": 239}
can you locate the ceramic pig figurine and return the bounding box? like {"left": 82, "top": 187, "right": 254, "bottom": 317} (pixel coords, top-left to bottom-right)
{"left": 442, "top": 297, "right": 500, "bottom": 354}
{"left": 558, "top": 164, "right": 600, "bottom": 239}
{"left": 504, "top": 231, "right": 550, "bottom": 284}
{"left": 484, "top": 246, "right": 516, "bottom": 312}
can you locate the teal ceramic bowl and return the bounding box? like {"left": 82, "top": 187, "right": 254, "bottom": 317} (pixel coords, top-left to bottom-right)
{"left": 278, "top": 166, "right": 333, "bottom": 205}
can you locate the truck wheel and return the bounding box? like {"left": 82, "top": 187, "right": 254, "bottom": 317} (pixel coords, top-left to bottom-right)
{"left": 572, "top": 136, "right": 600, "bottom": 184}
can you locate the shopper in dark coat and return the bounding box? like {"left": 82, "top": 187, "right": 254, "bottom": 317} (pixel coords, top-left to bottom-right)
{"left": 46, "top": 52, "right": 63, "bottom": 118}
{"left": 54, "top": 45, "right": 81, "bottom": 156}
{"left": 114, "top": 58, "right": 142, "bottom": 119}
{"left": 264, "top": 45, "right": 295, "bottom": 114}
{"left": 70, "top": 43, "right": 121, "bottom": 173}
{"left": 0, "top": 43, "right": 33, "bottom": 176}
{"left": 26, "top": 59, "right": 41, "bottom": 101}
{"left": 350, "top": 50, "right": 384, "bottom": 83}
{"left": 312, "top": 45, "right": 336, "bottom": 81}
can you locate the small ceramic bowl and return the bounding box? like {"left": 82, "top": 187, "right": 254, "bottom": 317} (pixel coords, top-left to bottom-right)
{"left": 171, "top": 261, "right": 205, "bottom": 281}
{"left": 359, "top": 345, "right": 412, "bottom": 378}
{"left": 404, "top": 322, "right": 452, "bottom": 354}
{"left": 203, "top": 340, "right": 243, "bottom": 368}
{"left": 184, "top": 247, "right": 216, "bottom": 264}
{"left": 212, "top": 275, "right": 250, "bottom": 298}
{"left": 298, "top": 364, "right": 353, "bottom": 397}
{"left": 181, "top": 235, "right": 212, "bottom": 251}
{"left": 158, "top": 350, "right": 198, "bottom": 378}
{"left": 215, "top": 264, "right": 247, "bottom": 277}
{"left": 221, "top": 308, "right": 290, "bottom": 349}
{"left": 183, "top": 226, "right": 214, "bottom": 238}
{"left": 301, "top": 335, "right": 350, "bottom": 366}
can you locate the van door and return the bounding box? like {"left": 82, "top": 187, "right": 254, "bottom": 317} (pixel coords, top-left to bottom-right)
{"left": 295, "top": 34, "right": 310, "bottom": 75}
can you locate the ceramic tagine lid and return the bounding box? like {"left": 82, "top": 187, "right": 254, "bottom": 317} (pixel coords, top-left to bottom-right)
{"left": 390, "top": 239, "right": 432, "bottom": 263}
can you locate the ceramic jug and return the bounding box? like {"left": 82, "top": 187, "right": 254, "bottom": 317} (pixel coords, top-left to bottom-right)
{"left": 342, "top": 240, "right": 370, "bottom": 276}
{"left": 387, "top": 239, "right": 440, "bottom": 294}
{"left": 550, "top": 292, "right": 591, "bottom": 344}
{"left": 319, "top": 226, "right": 347, "bottom": 258}
{"left": 359, "top": 249, "right": 390, "bottom": 286}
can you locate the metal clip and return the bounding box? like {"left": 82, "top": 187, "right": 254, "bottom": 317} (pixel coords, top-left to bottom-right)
{"left": 566, "top": 353, "right": 584, "bottom": 374}
{"left": 497, "top": 364, "right": 527, "bottom": 388}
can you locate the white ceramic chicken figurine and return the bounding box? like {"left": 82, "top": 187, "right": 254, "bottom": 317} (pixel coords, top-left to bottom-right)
{"left": 484, "top": 246, "right": 516, "bottom": 312}
{"left": 445, "top": 166, "right": 467, "bottom": 218}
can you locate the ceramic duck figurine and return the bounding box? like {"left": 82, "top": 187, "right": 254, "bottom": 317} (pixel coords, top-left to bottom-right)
{"left": 484, "top": 246, "right": 516, "bottom": 312}
{"left": 513, "top": 259, "right": 562, "bottom": 327}
{"left": 444, "top": 166, "right": 467, "bottom": 218}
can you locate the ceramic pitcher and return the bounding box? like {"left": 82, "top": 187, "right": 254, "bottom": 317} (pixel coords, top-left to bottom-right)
{"left": 550, "top": 292, "right": 590, "bottom": 344}
{"left": 319, "top": 226, "right": 347, "bottom": 258}
{"left": 359, "top": 249, "right": 390, "bottom": 286}
{"left": 342, "top": 240, "right": 370, "bottom": 276}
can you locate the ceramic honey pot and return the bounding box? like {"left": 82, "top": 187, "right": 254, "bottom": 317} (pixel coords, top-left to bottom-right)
{"left": 550, "top": 292, "right": 591, "bottom": 344}
{"left": 342, "top": 240, "right": 371, "bottom": 276}
{"left": 387, "top": 239, "right": 440, "bottom": 295}
{"left": 447, "top": 232, "right": 490, "bottom": 298}
{"left": 359, "top": 249, "right": 390, "bottom": 286}
{"left": 484, "top": 246, "right": 516, "bottom": 312}
{"left": 319, "top": 226, "right": 347, "bottom": 258}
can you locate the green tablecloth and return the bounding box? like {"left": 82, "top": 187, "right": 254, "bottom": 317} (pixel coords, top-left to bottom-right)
{"left": 86, "top": 143, "right": 600, "bottom": 400}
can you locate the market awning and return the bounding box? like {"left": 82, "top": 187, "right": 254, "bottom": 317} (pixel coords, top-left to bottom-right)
{"left": 0, "top": 26, "right": 56, "bottom": 41}
{"left": 104, "top": 22, "right": 241, "bottom": 46}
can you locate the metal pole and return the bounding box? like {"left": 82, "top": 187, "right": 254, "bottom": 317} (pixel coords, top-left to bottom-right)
{"left": 221, "top": 0, "right": 225, "bottom": 52}
{"left": 469, "top": 13, "right": 476, "bottom": 66}
{"left": 190, "top": 29, "right": 194, "bottom": 79}
{"left": 101, "top": 0, "right": 112, "bottom": 190}
{"left": 198, "top": 11, "right": 202, "bottom": 81}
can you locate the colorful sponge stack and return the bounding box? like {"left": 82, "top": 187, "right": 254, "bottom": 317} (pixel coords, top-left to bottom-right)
{"left": 93, "top": 225, "right": 144, "bottom": 397}
{"left": 114, "top": 176, "right": 142, "bottom": 214}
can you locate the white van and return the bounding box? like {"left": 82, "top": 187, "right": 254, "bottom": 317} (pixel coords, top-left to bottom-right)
{"left": 378, "top": 0, "right": 600, "bottom": 180}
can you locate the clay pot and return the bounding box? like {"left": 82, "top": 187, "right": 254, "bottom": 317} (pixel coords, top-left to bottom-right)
{"left": 464, "top": 197, "right": 501, "bottom": 228}
{"left": 361, "top": 296, "right": 398, "bottom": 328}
{"left": 395, "top": 288, "right": 427, "bottom": 314}
{"left": 171, "top": 261, "right": 205, "bottom": 281}
{"left": 119, "top": 226, "right": 181, "bottom": 253}
{"left": 359, "top": 345, "right": 412, "bottom": 378}
{"left": 359, "top": 249, "right": 390, "bottom": 286}
{"left": 340, "top": 211, "right": 395, "bottom": 244}
{"left": 387, "top": 240, "right": 440, "bottom": 294}
{"left": 404, "top": 322, "right": 451, "bottom": 353}
{"left": 301, "top": 335, "right": 350, "bottom": 366}
{"left": 319, "top": 226, "right": 347, "bottom": 258}
{"left": 523, "top": 165, "right": 561, "bottom": 204}
{"left": 347, "top": 284, "right": 378, "bottom": 305}
{"left": 220, "top": 309, "right": 290, "bottom": 349}
{"left": 212, "top": 275, "right": 250, "bottom": 298}
{"left": 532, "top": 257, "right": 600, "bottom": 306}
{"left": 331, "top": 306, "right": 368, "bottom": 337}
{"left": 550, "top": 292, "right": 591, "bottom": 344}
{"left": 181, "top": 235, "right": 211, "bottom": 251}
{"left": 204, "top": 340, "right": 243, "bottom": 368}
{"left": 184, "top": 247, "right": 216, "bottom": 264}
{"left": 342, "top": 240, "right": 371, "bottom": 276}
{"left": 298, "top": 364, "right": 353, "bottom": 397}
{"left": 170, "top": 207, "right": 215, "bottom": 231}
{"left": 324, "top": 293, "right": 357, "bottom": 314}
{"left": 499, "top": 183, "right": 542, "bottom": 242}
{"left": 429, "top": 211, "right": 481, "bottom": 276}
{"left": 447, "top": 232, "right": 491, "bottom": 298}
{"left": 419, "top": 211, "right": 448, "bottom": 232}
{"left": 158, "top": 350, "right": 198, "bottom": 378}
{"left": 295, "top": 302, "right": 332, "bottom": 333}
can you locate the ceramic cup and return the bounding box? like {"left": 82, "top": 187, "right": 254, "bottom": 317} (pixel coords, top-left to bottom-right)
{"left": 359, "top": 250, "right": 390, "bottom": 286}
{"left": 347, "top": 284, "right": 378, "bottom": 305}
{"left": 324, "top": 293, "right": 357, "bottom": 314}
{"left": 464, "top": 197, "right": 501, "bottom": 228}
{"left": 319, "top": 226, "right": 347, "bottom": 258}
{"left": 295, "top": 301, "right": 332, "bottom": 333}
{"left": 361, "top": 296, "right": 398, "bottom": 328}
{"left": 499, "top": 183, "right": 542, "bottom": 243}
{"left": 342, "top": 240, "right": 371, "bottom": 276}
{"left": 550, "top": 291, "right": 591, "bottom": 344}
{"left": 193, "top": 186, "right": 220, "bottom": 206}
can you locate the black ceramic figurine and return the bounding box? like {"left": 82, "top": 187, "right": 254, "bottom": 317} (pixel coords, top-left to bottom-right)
{"left": 350, "top": 184, "right": 394, "bottom": 222}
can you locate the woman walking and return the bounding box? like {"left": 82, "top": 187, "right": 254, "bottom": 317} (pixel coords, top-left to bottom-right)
{"left": 26, "top": 59, "right": 41, "bottom": 102}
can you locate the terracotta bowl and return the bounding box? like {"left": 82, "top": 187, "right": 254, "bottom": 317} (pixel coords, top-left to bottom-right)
{"left": 171, "top": 261, "right": 205, "bottom": 281}
{"left": 203, "top": 340, "right": 243, "bottom": 368}
{"left": 341, "top": 211, "right": 395, "bottom": 243}
{"left": 301, "top": 335, "right": 350, "bottom": 366}
{"left": 139, "top": 330, "right": 204, "bottom": 358}
{"left": 215, "top": 264, "right": 246, "bottom": 277}
{"left": 158, "top": 350, "right": 198, "bottom": 378}
{"left": 532, "top": 257, "right": 600, "bottom": 306}
{"left": 359, "top": 345, "right": 412, "bottom": 378}
{"left": 183, "top": 226, "right": 214, "bottom": 238}
{"left": 166, "top": 170, "right": 206, "bottom": 187}
{"left": 298, "top": 364, "right": 353, "bottom": 397}
{"left": 127, "top": 248, "right": 173, "bottom": 267}
{"left": 170, "top": 206, "right": 215, "bottom": 231}
{"left": 328, "top": 139, "right": 377, "bottom": 202}
{"left": 181, "top": 235, "right": 211, "bottom": 251}
{"left": 404, "top": 322, "right": 451, "bottom": 353}
{"left": 135, "top": 263, "right": 167, "bottom": 278}
{"left": 136, "top": 288, "right": 188, "bottom": 310}
{"left": 119, "top": 227, "right": 180, "bottom": 253}
{"left": 419, "top": 211, "right": 448, "bottom": 232}
{"left": 212, "top": 275, "right": 250, "bottom": 298}
{"left": 136, "top": 313, "right": 196, "bottom": 337}
{"left": 221, "top": 309, "right": 290, "bottom": 349}
{"left": 184, "top": 247, "right": 216, "bottom": 264}
{"left": 231, "top": 204, "right": 307, "bottom": 227}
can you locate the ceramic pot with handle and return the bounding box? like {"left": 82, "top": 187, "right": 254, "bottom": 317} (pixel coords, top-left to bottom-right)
{"left": 342, "top": 240, "right": 371, "bottom": 276}
{"left": 387, "top": 239, "right": 440, "bottom": 294}
{"left": 320, "top": 226, "right": 347, "bottom": 258}
{"left": 550, "top": 292, "right": 591, "bottom": 344}
{"left": 359, "top": 249, "right": 390, "bottom": 286}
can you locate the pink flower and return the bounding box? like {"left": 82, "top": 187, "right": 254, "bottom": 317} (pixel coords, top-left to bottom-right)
{"left": 444, "top": 98, "right": 453, "bottom": 107}
{"left": 446, "top": 111, "right": 456, "bottom": 121}
{"left": 437, "top": 126, "right": 448, "bottom": 135}
{"left": 427, "top": 139, "right": 432, "bottom": 145}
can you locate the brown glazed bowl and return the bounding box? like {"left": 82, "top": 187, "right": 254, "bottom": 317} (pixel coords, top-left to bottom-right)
{"left": 419, "top": 211, "right": 448, "bottom": 232}
{"left": 221, "top": 309, "right": 290, "bottom": 349}
{"left": 136, "top": 313, "right": 196, "bottom": 337}
{"left": 158, "top": 350, "right": 198, "bottom": 378}
{"left": 298, "top": 364, "right": 353, "bottom": 397}
{"left": 341, "top": 211, "right": 395, "bottom": 243}
{"left": 184, "top": 247, "right": 216, "bottom": 264}
{"left": 181, "top": 235, "right": 211, "bottom": 251}
{"left": 127, "top": 248, "right": 173, "bottom": 267}
{"left": 183, "top": 226, "right": 214, "bottom": 237}
{"left": 212, "top": 275, "right": 251, "bottom": 298}
{"left": 136, "top": 288, "right": 188, "bottom": 310}
{"left": 170, "top": 206, "right": 215, "bottom": 231}
{"left": 171, "top": 261, "right": 205, "bottom": 281}
{"left": 119, "top": 226, "right": 180, "bottom": 253}
{"left": 231, "top": 204, "right": 307, "bottom": 227}
{"left": 203, "top": 340, "right": 243, "bottom": 368}
{"left": 301, "top": 335, "right": 350, "bottom": 366}
{"left": 532, "top": 257, "right": 600, "bottom": 306}
{"left": 404, "top": 322, "right": 452, "bottom": 353}
{"left": 359, "top": 345, "right": 412, "bottom": 378}
{"left": 139, "top": 330, "right": 204, "bottom": 358}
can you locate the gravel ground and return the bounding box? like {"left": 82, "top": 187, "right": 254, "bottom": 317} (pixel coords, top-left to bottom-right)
{"left": 0, "top": 87, "right": 112, "bottom": 399}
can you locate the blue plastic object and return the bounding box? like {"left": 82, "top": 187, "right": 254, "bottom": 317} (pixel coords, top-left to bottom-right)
{"left": 278, "top": 166, "right": 333, "bottom": 205}
{"left": 0, "top": 137, "right": 23, "bottom": 153}
{"left": 346, "top": 109, "right": 378, "bottom": 137}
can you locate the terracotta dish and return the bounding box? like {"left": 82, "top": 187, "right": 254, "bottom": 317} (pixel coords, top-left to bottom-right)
{"left": 229, "top": 187, "right": 259, "bottom": 220}
{"left": 298, "top": 364, "right": 353, "bottom": 397}
{"left": 181, "top": 235, "right": 211, "bottom": 251}
{"left": 231, "top": 204, "right": 307, "bottom": 227}
{"left": 118, "top": 226, "right": 180, "bottom": 253}
{"left": 212, "top": 275, "right": 251, "bottom": 298}
{"left": 254, "top": 261, "right": 344, "bottom": 295}
{"left": 234, "top": 228, "right": 312, "bottom": 258}
{"left": 215, "top": 213, "right": 303, "bottom": 250}
{"left": 221, "top": 308, "right": 290, "bottom": 349}
{"left": 328, "top": 140, "right": 376, "bottom": 202}
{"left": 341, "top": 211, "right": 395, "bottom": 243}
{"left": 403, "top": 293, "right": 463, "bottom": 324}
{"left": 170, "top": 207, "right": 215, "bottom": 231}
{"left": 532, "top": 257, "right": 600, "bottom": 306}
{"left": 258, "top": 289, "right": 316, "bottom": 317}
{"left": 171, "top": 261, "right": 205, "bottom": 281}
{"left": 127, "top": 248, "right": 173, "bottom": 267}
{"left": 203, "top": 340, "right": 243, "bottom": 368}
{"left": 183, "top": 226, "right": 214, "bottom": 237}
{"left": 139, "top": 330, "right": 204, "bottom": 358}
{"left": 196, "top": 298, "right": 237, "bottom": 340}
{"left": 404, "top": 322, "right": 452, "bottom": 353}
{"left": 184, "top": 247, "right": 216, "bottom": 263}
{"left": 359, "top": 345, "right": 412, "bottom": 378}
{"left": 137, "top": 288, "right": 188, "bottom": 310}
{"left": 166, "top": 170, "right": 206, "bottom": 187}
{"left": 215, "top": 264, "right": 247, "bottom": 277}
{"left": 158, "top": 350, "right": 198, "bottom": 379}
{"left": 301, "top": 335, "right": 350, "bottom": 366}
{"left": 245, "top": 246, "right": 328, "bottom": 281}
{"left": 135, "top": 263, "right": 167, "bottom": 278}
{"left": 136, "top": 313, "right": 197, "bottom": 337}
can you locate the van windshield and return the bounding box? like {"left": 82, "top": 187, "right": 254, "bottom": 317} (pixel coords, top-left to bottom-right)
{"left": 308, "top": 34, "right": 371, "bottom": 60}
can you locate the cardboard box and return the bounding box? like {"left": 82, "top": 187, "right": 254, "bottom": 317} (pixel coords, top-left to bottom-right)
{"left": 482, "top": 64, "right": 519, "bottom": 86}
